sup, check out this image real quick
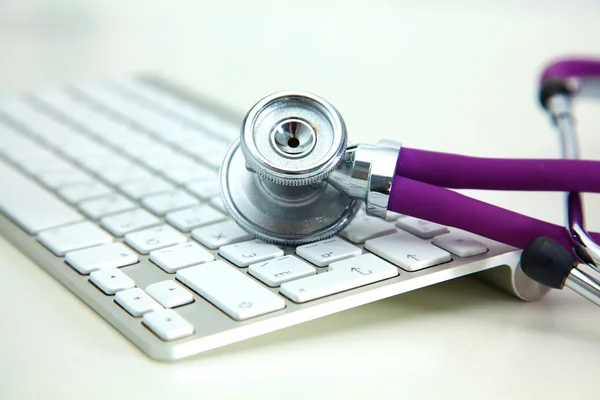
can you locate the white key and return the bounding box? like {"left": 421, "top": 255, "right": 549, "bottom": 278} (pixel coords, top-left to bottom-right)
{"left": 365, "top": 231, "right": 452, "bottom": 271}
{"left": 18, "top": 155, "right": 74, "bottom": 175}
{"left": 124, "top": 225, "right": 186, "bottom": 254}
{"left": 141, "top": 190, "right": 199, "bottom": 216}
{"left": 249, "top": 255, "right": 316, "bottom": 287}
{"left": 432, "top": 234, "right": 489, "bottom": 258}
{"left": 118, "top": 177, "right": 174, "bottom": 200}
{"left": 57, "top": 181, "right": 112, "bottom": 204}
{"left": 0, "top": 160, "right": 83, "bottom": 234}
{"left": 137, "top": 148, "right": 187, "bottom": 171}
{"left": 115, "top": 288, "right": 163, "bottom": 317}
{"left": 339, "top": 215, "right": 397, "bottom": 244}
{"left": 77, "top": 153, "right": 132, "bottom": 172}
{"left": 191, "top": 220, "right": 252, "bottom": 250}
{"left": 145, "top": 280, "right": 194, "bottom": 308}
{"left": 280, "top": 254, "right": 399, "bottom": 303}
{"left": 150, "top": 241, "right": 214, "bottom": 273}
{"left": 385, "top": 211, "right": 405, "bottom": 221}
{"left": 209, "top": 195, "right": 227, "bottom": 213}
{"left": 100, "top": 208, "right": 160, "bottom": 237}
{"left": 37, "top": 221, "right": 113, "bottom": 256}
{"left": 185, "top": 179, "right": 220, "bottom": 199}
{"left": 65, "top": 242, "right": 138, "bottom": 274}
{"left": 89, "top": 267, "right": 135, "bottom": 295}
{"left": 79, "top": 193, "right": 136, "bottom": 220}
{"left": 140, "top": 152, "right": 197, "bottom": 171}
{"left": 396, "top": 217, "right": 449, "bottom": 239}
{"left": 161, "top": 164, "right": 214, "bottom": 185}
{"left": 97, "top": 165, "right": 154, "bottom": 185}
{"left": 165, "top": 204, "right": 225, "bottom": 232}
{"left": 296, "top": 237, "right": 362, "bottom": 267}
{"left": 142, "top": 309, "right": 194, "bottom": 341}
{"left": 219, "top": 240, "right": 284, "bottom": 267}
{"left": 36, "top": 168, "right": 93, "bottom": 190}
{"left": 176, "top": 261, "right": 286, "bottom": 321}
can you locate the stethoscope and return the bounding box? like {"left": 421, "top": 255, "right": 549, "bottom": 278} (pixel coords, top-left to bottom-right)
{"left": 219, "top": 57, "right": 600, "bottom": 307}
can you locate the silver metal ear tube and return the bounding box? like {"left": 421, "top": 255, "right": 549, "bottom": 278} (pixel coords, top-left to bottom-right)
{"left": 546, "top": 92, "right": 600, "bottom": 269}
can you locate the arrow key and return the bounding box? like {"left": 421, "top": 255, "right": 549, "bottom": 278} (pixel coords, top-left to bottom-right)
{"left": 365, "top": 231, "right": 452, "bottom": 271}
{"left": 90, "top": 267, "right": 135, "bottom": 294}
{"left": 115, "top": 287, "right": 163, "bottom": 317}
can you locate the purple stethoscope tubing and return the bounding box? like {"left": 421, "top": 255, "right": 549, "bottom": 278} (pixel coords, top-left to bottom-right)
{"left": 387, "top": 58, "right": 600, "bottom": 254}
{"left": 388, "top": 155, "right": 600, "bottom": 252}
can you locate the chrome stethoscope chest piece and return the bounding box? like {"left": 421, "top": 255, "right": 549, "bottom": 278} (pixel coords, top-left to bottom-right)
{"left": 220, "top": 91, "right": 361, "bottom": 246}
{"left": 240, "top": 91, "right": 348, "bottom": 186}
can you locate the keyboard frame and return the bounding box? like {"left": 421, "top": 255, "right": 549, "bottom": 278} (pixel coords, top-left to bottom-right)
{"left": 0, "top": 76, "right": 550, "bottom": 361}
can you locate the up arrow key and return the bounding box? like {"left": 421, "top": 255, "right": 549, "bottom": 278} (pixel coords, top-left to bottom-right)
{"left": 351, "top": 267, "right": 372, "bottom": 275}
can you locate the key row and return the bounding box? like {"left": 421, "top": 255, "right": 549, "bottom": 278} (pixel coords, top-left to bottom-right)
{"left": 2, "top": 95, "right": 225, "bottom": 192}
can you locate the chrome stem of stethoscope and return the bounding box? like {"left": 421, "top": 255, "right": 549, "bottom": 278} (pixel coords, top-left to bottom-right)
{"left": 546, "top": 93, "right": 600, "bottom": 269}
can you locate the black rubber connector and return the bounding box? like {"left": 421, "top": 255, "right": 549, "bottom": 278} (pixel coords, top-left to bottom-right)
{"left": 520, "top": 237, "right": 578, "bottom": 289}
{"left": 539, "top": 78, "right": 571, "bottom": 109}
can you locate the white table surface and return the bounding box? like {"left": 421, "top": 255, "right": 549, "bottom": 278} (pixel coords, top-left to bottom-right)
{"left": 1, "top": 1, "right": 600, "bottom": 398}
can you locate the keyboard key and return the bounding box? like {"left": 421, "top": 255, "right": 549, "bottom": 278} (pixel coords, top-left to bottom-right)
{"left": 57, "top": 181, "right": 112, "bottom": 204}
{"left": 149, "top": 242, "right": 214, "bottom": 273}
{"left": 77, "top": 153, "right": 132, "bottom": 172}
{"left": 176, "top": 261, "right": 286, "bottom": 321}
{"left": 165, "top": 204, "right": 225, "bottom": 232}
{"left": 142, "top": 309, "right": 195, "bottom": 341}
{"left": 65, "top": 242, "right": 138, "bottom": 274}
{"left": 432, "top": 234, "right": 488, "bottom": 258}
{"left": 248, "top": 255, "right": 316, "bottom": 287}
{"left": 396, "top": 217, "right": 449, "bottom": 239}
{"left": 117, "top": 177, "right": 174, "bottom": 200}
{"left": 209, "top": 195, "right": 227, "bottom": 213}
{"left": 145, "top": 280, "right": 194, "bottom": 308}
{"left": 219, "top": 239, "right": 284, "bottom": 267}
{"left": 100, "top": 208, "right": 160, "bottom": 237}
{"left": 185, "top": 179, "right": 220, "bottom": 199}
{"left": 161, "top": 163, "right": 214, "bottom": 185}
{"left": 89, "top": 267, "right": 135, "bottom": 294}
{"left": 339, "top": 215, "right": 397, "bottom": 244}
{"left": 18, "top": 155, "right": 74, "bottom": 175}
{"left": 37, "top": 221, "right": 113, "bottom": 256}
{"left": 0, "top": 160, "right": 83, "bottom": 234}
{"left": 191, "top": 220, "right": 252, "bottom": 249}
{"left": 97, "top": 165, "right": 154, "bottom": 185}
{"left": 280, "top": 254, "right": 399, "bottom": 303}
{"left": 79, "top": 193, "right": 136, "bottom": 220}
{"left": 141, "top": 190, "right": 199, "bottom": 216}
{"left": 385, "top": 211, "right": 405, "bottom": 221}
{"left": 36, "top": 168, "right": 93, "bottom": 190}
{"left": 365, "top": 231, "right": 452, "bottom": 272}
{"left": 296, "top": 237, "right": 361, "bottom": 267}
{"left": 115, "top": 288, "right": 163, "bottom": 317}
{"left": 124, "top": 225, "right": 186, "bottom": 254}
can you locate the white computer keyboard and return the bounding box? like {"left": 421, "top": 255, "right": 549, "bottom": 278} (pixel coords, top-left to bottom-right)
{"left": 0, "top": 76, "right": 547, "bottom": 360}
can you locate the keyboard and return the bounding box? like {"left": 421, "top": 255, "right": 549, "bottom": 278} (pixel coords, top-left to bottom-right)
{"left": 0, "top": 76, "right": 550, "bottom": 361}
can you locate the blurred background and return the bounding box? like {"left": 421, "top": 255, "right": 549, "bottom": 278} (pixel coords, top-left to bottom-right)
{"left": 1, "top": 0, "right": 599, "bottom": 231}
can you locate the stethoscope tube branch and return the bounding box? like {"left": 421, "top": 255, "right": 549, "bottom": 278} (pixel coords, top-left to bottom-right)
{"left": 394, "top": 147, "right": 600, "bottom": 192}
{"left": 387, "top": 175, "right": 600, "bottom": 253}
